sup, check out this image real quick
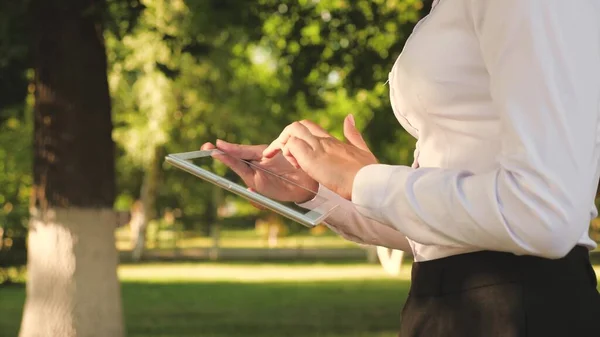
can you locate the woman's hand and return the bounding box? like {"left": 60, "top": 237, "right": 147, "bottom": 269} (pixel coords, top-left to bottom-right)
{"left": 262, "top": 114, "right": 378, "bottom": 200}
{"left": 200, "top": 140, "right": 319, "bottom": 204}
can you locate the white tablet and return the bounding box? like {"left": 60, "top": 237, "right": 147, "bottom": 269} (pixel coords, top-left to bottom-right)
{"left": 165, "top": 150, "right": 339, "bottom": 227}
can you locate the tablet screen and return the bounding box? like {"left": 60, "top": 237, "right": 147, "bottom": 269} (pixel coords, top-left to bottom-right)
{"left": 166, "top": 150, "right": 339, "bottom": 227}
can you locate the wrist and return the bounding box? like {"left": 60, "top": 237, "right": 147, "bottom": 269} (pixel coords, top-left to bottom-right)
{"left": 340, "top": 166, "right": 363, "bottom": 200}
{"left": 294, "top": 181, "right": 320, "bottom": 204}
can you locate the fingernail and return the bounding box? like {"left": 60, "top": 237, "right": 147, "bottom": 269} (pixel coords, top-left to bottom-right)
{"left": 349, "top": 114, "right": 355, "bottom": 127}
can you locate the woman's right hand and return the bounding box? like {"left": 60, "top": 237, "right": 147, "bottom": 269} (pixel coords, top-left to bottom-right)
{"left": 200, "top": 140, "right": 319, "bottom": 204}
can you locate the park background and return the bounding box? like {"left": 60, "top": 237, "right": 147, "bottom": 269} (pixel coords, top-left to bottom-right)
{"left": 1, "top": 0, "right": 600, "bottom": 336}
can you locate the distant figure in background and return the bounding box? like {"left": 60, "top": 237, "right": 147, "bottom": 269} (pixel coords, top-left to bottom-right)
{"left": 255, "top": 213, "right": 286, "bottom": 248}
{"left": 129, "top": 200, "right": 146, "bottom": 261}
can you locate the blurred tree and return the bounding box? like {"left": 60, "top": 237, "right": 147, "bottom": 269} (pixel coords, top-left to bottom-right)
{"left": 0, "top": 0, "right": 443, "bottom": 251}
{"left": 248, "top": 0, "right": 428, "bottom": 164}
{"left": 107, "top": 0, "right": 293, "bottom": 247}
{"left": 183, "top": 0, "right": 428, "bottom": 162}
{"left": 0, "top": 2, "right": 30, "bottom": 123}
{"left": 0, "top": 95, "right": 32, "bottom": 284}
{"left": 19, "top": 0, "right": 123, "bottom": 336}
{"left": 112, "top": 0, "right": 431, "bottom": 242}
{"left": 0, "top": 1, "right": 33, "bottom": 278}
{"left": 107, "top": 0, "right": 181, "bottom": 260}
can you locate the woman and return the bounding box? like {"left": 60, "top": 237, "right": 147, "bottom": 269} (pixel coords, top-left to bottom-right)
{"left": 202, "top": 0, "right": 600, "bottom": 335}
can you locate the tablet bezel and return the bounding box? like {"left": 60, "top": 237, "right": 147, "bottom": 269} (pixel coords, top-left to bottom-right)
{"left": 165, "top": 150, "right": 338, "bottom": 228}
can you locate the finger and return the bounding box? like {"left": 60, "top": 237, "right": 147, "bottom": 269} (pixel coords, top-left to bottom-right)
{"left": 247, "top": 188, "right": 266, "bottom": 210}
{"left": 216, "top": 139, "right": 265, "bottom": 160}
{"left": 263, "top": 122, "right": 320, "bottom": 158}
{"left": 284, "top": 136, "right": 316, "bottom": 172}
{"left": 212, "top": 152, "right": 256, "bottom": 188}
{"left": 343, "top": 114, "right": 370, "bottom": 151}
{"left": 201, "top": 142, "right": 216, "bottom": 150}
{"left": 297, "top": 120, "right": 332, "bottom": 138}
{"left": 282, "top": 145, "right": 300, "bottom": 169}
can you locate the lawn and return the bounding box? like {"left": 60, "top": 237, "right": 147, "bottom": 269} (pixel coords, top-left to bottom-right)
{"left": 115, "top": 228, "right": 358, "bottom": 251}
{"left": 1, "top": 262, "right": 599, "bottom": 337}
{"left": 0, "top": 262, "right": 411, "bottom": 337}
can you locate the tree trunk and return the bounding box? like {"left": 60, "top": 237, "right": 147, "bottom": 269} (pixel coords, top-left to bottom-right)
{"left": 131, "top": 146, "right": 162, "bottom": 261}
{"left": 20, "top": 1, "right": 124, "bottom": 336}
{"left": 20, "top": 209, "right": 123, "bottom": 337}
{"left": 209, "top": 186, "right": 224, "bottom": 261}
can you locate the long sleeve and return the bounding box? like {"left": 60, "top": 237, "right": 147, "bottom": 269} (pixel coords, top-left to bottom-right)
{"left": 351, "top": 0, "right": 600, "bottom": 259}
{"left": 300, "top": 185, "right": 411, "bottom": 252}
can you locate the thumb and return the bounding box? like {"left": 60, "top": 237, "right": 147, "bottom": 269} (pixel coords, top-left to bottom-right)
{"left": 343, "top": 114, "right": 369, "bottom": 151}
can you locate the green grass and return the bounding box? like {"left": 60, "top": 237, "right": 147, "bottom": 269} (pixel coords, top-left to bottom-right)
{"left": 0, "top": 263, "right": 409, "bottom": 337}
{"left": 118, "top": 280, "right": 407, "bottom": 337}
{"left": 2, "top": 263, "right": 600, "bottom": 337}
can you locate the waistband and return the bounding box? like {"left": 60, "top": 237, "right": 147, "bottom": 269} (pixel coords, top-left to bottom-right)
{"left": 409, "top": 246, "right": 597, "bottom": 297}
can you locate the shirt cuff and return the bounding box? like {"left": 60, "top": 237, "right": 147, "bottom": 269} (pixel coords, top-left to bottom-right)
{"left": 351, "top": 164, "right": 413, "bottom": 223}
{"left": 297, "top": 184, "right": 344, "bottom": 209}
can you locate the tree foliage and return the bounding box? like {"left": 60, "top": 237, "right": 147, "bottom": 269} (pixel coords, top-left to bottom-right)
{"left": 0, "top": 0, "right": 458, "bottom": 238}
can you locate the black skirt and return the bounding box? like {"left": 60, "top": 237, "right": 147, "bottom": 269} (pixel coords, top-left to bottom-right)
{"left": 399, "top": 246, "right": 600, "bottom": 337}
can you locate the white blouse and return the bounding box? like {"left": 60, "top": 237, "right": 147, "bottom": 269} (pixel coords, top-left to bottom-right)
{"left": 302, "top": 0, "right": 600, "bottom": 261}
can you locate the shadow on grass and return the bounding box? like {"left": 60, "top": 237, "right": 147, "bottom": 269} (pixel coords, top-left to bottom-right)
{"left": 0, "top": 279, "right": 410, "bottom": 337}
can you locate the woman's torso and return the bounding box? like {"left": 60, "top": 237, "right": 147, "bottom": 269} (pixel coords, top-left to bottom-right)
{"left": 390, "top": 0, "right": 598, "bottom": 261}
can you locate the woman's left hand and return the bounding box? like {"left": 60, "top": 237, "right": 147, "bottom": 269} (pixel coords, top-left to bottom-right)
{"left": 262, "top": 114, "right": 378, "bottom": 200}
